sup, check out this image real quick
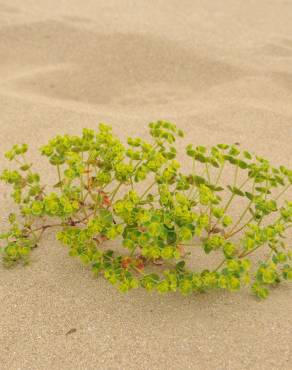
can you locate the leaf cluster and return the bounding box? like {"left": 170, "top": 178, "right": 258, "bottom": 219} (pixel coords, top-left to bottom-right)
{"left": 1, "top": 121, "right": 292, "bottom": 299}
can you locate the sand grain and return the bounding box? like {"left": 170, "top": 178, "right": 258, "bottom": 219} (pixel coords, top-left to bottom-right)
{"left": 0, "top": 1, "right": 292, "bottom": 369}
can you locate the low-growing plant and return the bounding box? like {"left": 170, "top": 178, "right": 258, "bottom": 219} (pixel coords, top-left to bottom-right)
{"left": 1, "top": 121, "right": 292, "bottom": 298}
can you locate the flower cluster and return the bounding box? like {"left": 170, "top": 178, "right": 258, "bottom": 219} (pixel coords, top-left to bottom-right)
{"left": 1, "top": 121, "right": 291, "bottom": 298}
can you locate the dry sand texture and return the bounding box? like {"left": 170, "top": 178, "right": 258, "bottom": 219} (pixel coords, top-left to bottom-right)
{"left": 0, "top": 1, "right": 292, "bottom": 369}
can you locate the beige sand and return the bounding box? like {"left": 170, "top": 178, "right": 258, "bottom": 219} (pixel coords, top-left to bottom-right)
{"left": 0, "top": 1, "right": 292, "bottom": 369}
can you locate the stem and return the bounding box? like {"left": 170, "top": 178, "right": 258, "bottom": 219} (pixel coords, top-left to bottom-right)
{"left": 180, "top": 243, "right": 200, "bottom": 247}
{"left": 78, "top": 211, "right": 95, "bottom": 223}
{"left": 238, "top": 176, "right": 251, "bottom": 190}
{"left": 57, "top": 165, "right": 62, "bottom": 184}
{"left": 205, "top": 163, "right": 211, "bottom": 183}
{"left": 238, "top": 244, "right": 262, "bottom": 258}
{"left": 130, "top": 177, "right": 134, "bottom": 191}
{"left": 130, "top": 245, "right": 138, "bottom": 256}
{"left": 275, "top": 183, "right": 291, "bottom": 201}
{"left": 264, "top": 249, "right": 274, "bottom": 263}
{"left": 223, "top": 194, "right": 235, "bottom": 216}
{"left": 29, "top": 223, "right": 64, "bottom": 233}
{"left": 226, "top": 204, "right": 252, "bottom": 237}
{"left": 110, "top": 182, "right": 123, "bottom": 203}
{"left": 238, "top": 219, "right": 290, "bottom": 258}
{"left": 205, "top": 163, "right": 213, "bottom": 234}
{"left": 131, "top": 265, "right": 146, "bottom": 276}
{"left": 207, "top": 206, "right": 213, "bottom": 236}
{"left": 226, "top": 181, "right": 256, "bottom": 237}
{"left": 187, "top": 159, "right": 197, "bottom": 199}
{"left": 28, "top": 210, "right": 94, "bottom": 235}
{"left": 132, "top": 142, "right": 161, "bottom": 172}
{"left": 226, "top": 216, "right": 254, "bottom": 239}
{"left": 79, "top": 181, "right": 88, "bottom": 217}
{"left": 215, "top": 162, "right": 225, "bottom": 186}
{"left": 211, "top": 176, "right": 251, "bottom": 233}
{"left": 213, "top": 258, "right": 226, "bottom": 272}
{"left": 140, "top": 181, "right": 156, "bottom": 201}
{"left": 256, "top": 178, "right": 271, "bottom": 227}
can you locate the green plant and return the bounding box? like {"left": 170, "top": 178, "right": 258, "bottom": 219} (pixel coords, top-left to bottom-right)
{"left": 1, "top": 121, "right": 292, "bottom": 298}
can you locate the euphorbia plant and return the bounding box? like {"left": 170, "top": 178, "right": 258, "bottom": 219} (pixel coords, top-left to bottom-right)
{"left": 1, "top": 121, "right": 292, "bottom": 298}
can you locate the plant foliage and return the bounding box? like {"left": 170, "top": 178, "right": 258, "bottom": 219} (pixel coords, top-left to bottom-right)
{"left": 1, "top": 121, "right": 292, "bottom": 298}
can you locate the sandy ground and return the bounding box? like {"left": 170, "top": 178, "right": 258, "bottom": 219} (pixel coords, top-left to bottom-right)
{"left": 0, "top": 1, "right": 292, "bottom": 369}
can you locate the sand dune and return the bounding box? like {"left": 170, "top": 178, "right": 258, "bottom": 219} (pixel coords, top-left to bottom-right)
{"left": 0, "top": 1, "right": 292, "bottom": 369}
{"left": 1, "top": 20, "right": 243, "bottom": 108}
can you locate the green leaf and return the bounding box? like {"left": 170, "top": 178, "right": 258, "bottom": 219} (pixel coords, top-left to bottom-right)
{"left": 245, "top": 192, "right": 254, "bottom": 201}
{"left": 179, "top": 226, "right": 193, "bottom": 241}
{"left": 243, "top": 151, "right": 252, "bottom": 160}
{"left": 223, "top": 242, "right": 236, "bottom": 258}
{"left": 179, "top": 279, "right": 193, "bottom": 295}
{"left": 262, "top": 269, "right": 277, "bottom": 284}
{"left": 227, "top": 185, "right": 244, "bottom": 196}
{"left": 20, "top": 164, "right": 31, "bottom": 171}
{"left": 156, "top": 280, "right": 169, "bottom": 293}
{"left": 217, "top": 144, "right": 229, "bottom": 150}
{"left": 228, "top": 276, "right": 241, "bottom": 291}
{"left": 238, "top": 160, "right": 248, "bottom": 169}
{"left": 161, "top": 246, "right": 174, "bottom": 259}
{"left": 252, "top": 283, "right": 269, "bottom": 299}
{"left": 222, "top": 215, "right": 232, "bottom": 227}
{"left": 175, "top": 260, "right": 186, "bottom": 272}
{"left": 194, "top": 153, "right": 207, "bottom": 163}
{"left": 193, "top": 175, "right": 207, "bottom": 186}
{"left": 8, "top": 213, "right": 16, "bottom": 224}
{"left": 148, "top": 222, "right": 162, "bottom": 237}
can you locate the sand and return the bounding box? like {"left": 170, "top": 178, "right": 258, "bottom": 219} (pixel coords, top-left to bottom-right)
{"left": 0, "top": 1, "right": 292, "bottom": 369}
